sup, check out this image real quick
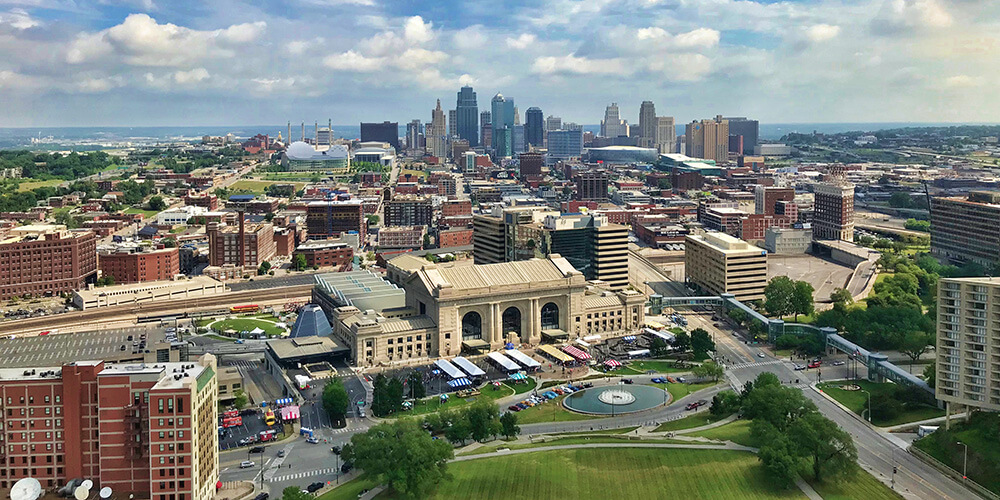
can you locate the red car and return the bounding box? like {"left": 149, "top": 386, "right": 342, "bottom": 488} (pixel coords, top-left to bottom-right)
{"left": 685, "top": 402, "right": 700, "bottom": 410}
{"left": 808, "top": 361, "right": 822, "bottom": 369}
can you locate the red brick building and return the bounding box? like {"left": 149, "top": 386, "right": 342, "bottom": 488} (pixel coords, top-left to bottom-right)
{"left": 206, "top": 222, "right": 276, "bottom": 267}
{"left": 99, "top": 247, "right": 180, "bottom": 284}
{"left": 754, "top": 186, "right": 795, "bottom": 215}
{"left": 740, "top": 214, "right": 794, "bottom": 241}
{"left": 305, "top": 200, "right": 365, "bottom": 240}
{"left": 274, "top": 227, "right": 296, "bottom": 257}
{"left": 0, "top": 226, "right": 97, "bottom": 300}
{"left": 441, "top": 199, "right": 472, "bottom": 217}
{"left": 294, "top": 240, "right": 354, "bottom": 270}
{"left": 183, "top": 193, "right": 218, "bottom": 211}
{"left": 0, "top": 356, "right": 219, "bottom": 499}
{"left": 378, "top": 226, "right": 424, "bottom": 249}
{"left": 438, "top": 228, "right": 473, "bottom": 248}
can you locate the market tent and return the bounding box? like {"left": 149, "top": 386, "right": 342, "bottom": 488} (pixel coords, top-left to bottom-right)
{"left": 627, "top": 349, "right": 651, "bottom": 358}
{"left": 575, "top": 338, "right": 591, "bottom": 348}
{"left": 561, "top": 345, "right": 592, "bottom": 361}
{"left": 504, "top": 349, "right": 542, "bottom": 369}
{"left": 538, "top": 345, "right": 574, "bottom": 363}
{"left": 446, "top": 378, "right": 472, "bottom": 388}
{"left": 582, "top": 334, "right": 601, "bottom": 342}
{"left": 452, "top": 356, "right": 486, "bottom": 377}
{"left": 487, "top": 352, "right": 520, "bottom": 372}
{"left": 509, "top": 372, "right": 528, "bottom": 381}
{"left": 646, "top": 328, "right": 675, "bottom": 343}
{"left": 275, "top": 398, "right": 294, "bottom": 405}
{"left": 435, "top": 359, "right": 464, "bottom": 379}
{"left": 622, "top": 335, "right": 637, "bottom": 342}
{"left": 280, "top": 405, "right": 300, "bottom": 420}
{"left": 250, "top": 327, "right": 266, "bottom": 336}
{"left": 604, "top": 359, "right": 622, "bottom": 368}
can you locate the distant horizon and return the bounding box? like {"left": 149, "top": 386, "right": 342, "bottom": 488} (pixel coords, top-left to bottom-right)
{"left": 3, "top": 121, "right": 998, "bottom": 130}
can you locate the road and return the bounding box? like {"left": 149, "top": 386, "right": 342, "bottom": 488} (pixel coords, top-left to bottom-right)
{"left": 628, "top": 250, "right": 690, "bottom": 297}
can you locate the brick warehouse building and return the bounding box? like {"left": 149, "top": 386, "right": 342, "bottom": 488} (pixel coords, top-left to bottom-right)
{"left": 0, "top": 355, "right": 219, "bottom": 499}
{"left": 0, "top": 225, "right": 97, "bottom": 300}
{"left": 99, "top": 247, "right": 180, "bottom": 284}
{"left": 305, "top": 200, "right": 365, "bottom": 240}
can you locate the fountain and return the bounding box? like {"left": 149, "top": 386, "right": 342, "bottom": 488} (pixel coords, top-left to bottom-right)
{"left": 562, "top": 384, "right": 669, "bottom": 415}
{"left": 598, "top": 389, "right": 636, "bottom": 405}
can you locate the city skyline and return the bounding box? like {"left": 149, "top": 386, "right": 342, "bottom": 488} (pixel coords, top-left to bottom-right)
{"left": 1, "top": 0, "right": 997, "bottom": 127}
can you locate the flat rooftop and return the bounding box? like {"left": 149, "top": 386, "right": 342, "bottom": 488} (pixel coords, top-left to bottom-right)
{"left": 99, "top": 360, "right": 209, "bottom": 390}
{"left": 687, "top": 232, "right": 764, "bottom": 255}
{"left": 0, "top": 328, "right": 168, "bottom": 368}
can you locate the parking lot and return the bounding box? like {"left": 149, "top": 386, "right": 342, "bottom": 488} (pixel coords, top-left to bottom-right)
{"left": 0, "top": 325, "right": 171, "bottom": 367}
{"left": 219, "top": 407, "right": 285, "bottom": 451}
{"left": 768, "top": 254, "right": 855, "bottom": 303}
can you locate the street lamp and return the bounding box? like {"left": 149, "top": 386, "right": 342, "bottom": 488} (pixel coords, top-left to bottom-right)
{"left": 859, "top": 388, "right": 871, "bottom": 423}
{"left": 957, "top": 441, "right": 968, "bottom": 484}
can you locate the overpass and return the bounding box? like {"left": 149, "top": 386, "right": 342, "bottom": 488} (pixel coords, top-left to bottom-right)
{"left": 655, "top": 293, "right": 934, "bottom": 398}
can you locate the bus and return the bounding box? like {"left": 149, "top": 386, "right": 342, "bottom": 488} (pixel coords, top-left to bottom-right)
{"left": 230, "top": 304, "right": 260, "bottom": 314}
{"left": 222, "top": 416, "right": 242, "bottom": 428}
{"left": 222, "top": 409, "right": 239, "bottom": 419}
{"left": 264, "top": 409, "right": 276, "bottom": 426}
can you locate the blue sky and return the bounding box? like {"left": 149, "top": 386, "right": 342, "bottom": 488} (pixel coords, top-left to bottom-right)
{"left": 0, "top": 0, "right": 997, "bottom": 127}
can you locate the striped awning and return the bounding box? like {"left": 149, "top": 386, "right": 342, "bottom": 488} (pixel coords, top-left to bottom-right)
{"left": 509, "top": 372, "right": 528, "bottom": 381}
{"left": 447, "top": 378, "right": 472, "bottom": 388}
{"left": 561, "top": 345, "right": 592, "bottom": 361}
{"left": 623, "top": 335, "right": 637, "bottom": 342}
{"left": 604, "top": 359, "right": 622, "bottom": 368}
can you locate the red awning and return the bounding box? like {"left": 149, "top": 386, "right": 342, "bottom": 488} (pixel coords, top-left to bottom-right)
{"left": 604, "top": 359, "right": 622, "bottom": 368}
{"left": 561, "top": 345, "right": 592, "bottom": 361}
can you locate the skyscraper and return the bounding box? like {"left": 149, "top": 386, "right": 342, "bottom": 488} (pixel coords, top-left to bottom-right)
{"left": 685, "top": 116, "right": 729, "bottom": 163}
{"left": 491, "top": 93, "right": 515, "bottom": 157}
{"left": 455, "top": 86, "right": 479, "bottom": 146}
{"left": 547, "top": 126, "right": 583, "bottom": 165}
{"left": 524, "top": 107, "right": 543, "bottom": 148}
{"left": 813, "top": 182, "right": 855, "bottom": 242}
{"left": 600, "top": 103, "right": 627, "bottom": 138}
{"left": 360, "top": 121, "right": 400, "bottom": 150}
{"left": 544, "top": 115, "right": 561, "bottom": 147}
{"left": 406, "top": 119, "right": 422, "bottom": 150}
{"left": 427, "top": 100, "right": 448, "bottom": 158}
{"left": 638, "top": 101, "right": 656, "bottom": 148}
{"left": 655, "top": 116, "right": 675, "bottom": 154}
{"left": 513, "top": 125, "right": 525, "bottom": 154}
{"left": 724, "top": 117, "right": 760, "bottom": 154}
{"left": 448, "top": 109, "right": 458, "bottom": 140}
{"left": 480, "top": 111, "right": 492, "bottom": 148}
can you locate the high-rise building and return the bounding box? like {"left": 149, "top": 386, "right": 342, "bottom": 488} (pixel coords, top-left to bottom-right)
{"left": 574, "top": 170, "right": 610, "bottom": 202}
{"left": 600, "top": 103, "right": 627, "bottom": 138}
{"left": 480, "top": 110, "right": 492, "bottom": 148}
{"left": 519, "top": 152, "right": 543, "bottom": 177}
{"left": 207, "top": 221, "right": 276, "bottom": 268}
{"left": 725, "top": 117, "right": 760, "bottom": 155}
{"left": 316, "top": 119, "right": 334, "bottom": 147}
{"left": 405, "top": 119, "right": 422, "bottom": 150}
{"left": 0, "top": 225, "right": 97, "bottom": 300}
{"left": 360, "top": 121, "right": 400, "bottom": 150}
{"left": 426, "top": 99, "right": 448, "bottom": 158}
{"left": 472, "top": 213, "right": 507, "bottom": 264}
{"left": 754, "top": 186, "right": 795, "bottom": 215}
{"left": 685, "top": 232, "right": 768, "bottom": 302}
{"left": 936, "top": 277, "right": 1000, "bottom": 411}
{"left": 546, "top": 126, "right": 583, "bottom": 165}
{"left": 655, "top": 116, "right": 675, "bottom": 154}
{"left": 455, "top": 86, "right": 479, "bottom": 146}
{"left": 448, "top": 109, "right": 458, "bottom": 140}
{"left": 525, "top": 107, "right": 544, "bottom": 148}
{"left": 305, "top": 200, "right": 365, "bottom": 239}
{"left": 931, "top": 191, "right": 1000, "bottom": 266}
{"left": 685, "top": 116, "right": 730, "bottom": 163}
{"left": 491, "top": 94, "right": 515, "bottom": 157}
{"left": 513, "top": 124, "right": 525, "bottom": 154}
{"left": 638, "top": 101, "right": 656, "bottom": 148}
{"left": 812, "top": 182, "right": 855, "bottom": 241}
{"left": 0, "top": 355, "right": 220, "bottom": 498}
{"left": 384, "top": 195, "right": 433, "bottom": 227}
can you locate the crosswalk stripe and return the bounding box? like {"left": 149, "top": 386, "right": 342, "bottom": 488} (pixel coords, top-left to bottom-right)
{"left": 268, "top": 467, "right": 337, "bottom": 483}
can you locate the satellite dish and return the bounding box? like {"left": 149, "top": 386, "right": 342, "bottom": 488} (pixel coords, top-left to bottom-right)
{"left": 10, "top": 478, "right": 42, "bottom": 500}
{"left": 81, "top": 480, "right": 94, "bottom": 490}
{"left": 74, "top": 485, "right": 89, "bottom": 500}
{"left": 100, "top": 487, "right": 113, "bottom": 499}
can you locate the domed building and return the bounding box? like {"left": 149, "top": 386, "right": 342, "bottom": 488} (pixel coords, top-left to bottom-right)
{"left": 280, "top": 141, "right": 350, "bottom": 173}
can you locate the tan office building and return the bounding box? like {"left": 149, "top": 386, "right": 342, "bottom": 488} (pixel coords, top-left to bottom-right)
{"left": 685, "top": 232, "right": 768, "bottom": 302}
{"left": 936, "top": 277, "right": 1000, "bottom": 411}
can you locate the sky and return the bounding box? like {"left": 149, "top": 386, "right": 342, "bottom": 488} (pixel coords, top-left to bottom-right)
{"left": 0, "top": 0, "right": 997, "bottom": 127}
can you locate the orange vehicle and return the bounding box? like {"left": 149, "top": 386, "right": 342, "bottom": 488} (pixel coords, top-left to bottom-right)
{"left": 264, "top": 409, "right": 276, "bottom": 426}
{"left": 222, "top": 416, "right": 242, "bottom": 428}
{"left": 230, "top": 304, "right": 260, "bottom": 314}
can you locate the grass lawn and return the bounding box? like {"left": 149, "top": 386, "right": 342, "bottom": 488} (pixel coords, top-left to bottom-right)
{"left": 504, "top": 378, "right": 536, "bottom": 395}
{"left": 376, "top": 448, "right": 807, "bottom": 499}
{"left": 124, "top": 206, "right": 161, "bottom": 219}
{"left": 458, "top": 435, "right": 698, "bottom": 456}
{"left": 229, "top": 179, "right": 306, "bottom": 194}
{"left": 203, "top": 334, "right": 233, "bottom": 342}
{"left": 316, "top": 474, "right": 379, "bottom": 500}
{"left": 912, "top": 412, "right": 1000, "bottom": 494}
{"left": 628, "top": 359, "right": 693, "bottom": 373}
{"left": 817, "top": 380, "right": 943, "bottom": 427}
{"left": 690, "top": 419, "right": 756, "bottom": 447}
{"left": 654, "top": 411, "right": 731, "bottom": 432}
{"left": 513, "top": 394, "right": 600, "bottom": 425}
{"left": 553, "top": 426, "right": 639, "bottom": 436}
{"left": 16, "top": 178, "right": 63, "bottom": 191}
{"left": 806, "top": 466, "right": 903, "bottom": 500}
{"left": 663, "top": 381, "right": 718, "bottom": 401}
{"left": 396, "top": 385, "right": 514, "bottom": 417}
{"left": 209, "top": 318, "right": 286, "bottom": 336}
{"left": 594, "top": 366, "right": 643, "bottom": 376}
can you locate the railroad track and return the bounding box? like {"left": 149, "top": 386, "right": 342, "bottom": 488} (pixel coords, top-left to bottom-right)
{"left": 0, "top": 285, "right": 313, "bottom": 336}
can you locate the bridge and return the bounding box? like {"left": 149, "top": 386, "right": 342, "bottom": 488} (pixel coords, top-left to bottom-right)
{"left": 653, "top": 293, "right": 934, "bottom": 399}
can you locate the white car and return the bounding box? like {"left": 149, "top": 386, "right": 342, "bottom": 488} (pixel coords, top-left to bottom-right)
{"left": 240, "top": 460, "right": 255, "bottom": 468}
{"left": 757, "top": 352, "right": 765, "bottom": 358}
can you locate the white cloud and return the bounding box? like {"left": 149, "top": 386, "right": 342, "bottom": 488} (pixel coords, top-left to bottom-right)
{"left": 0, "top": 70, "right": 38, "bottom": 90}
{"left": 0, "top": 8, "right": 39, "bottom": 29}
{"left": 806, "top": 24, "right": 840, "bottom": 43}
{"left": 531, "top": 54, "right": 627, "bottom": 75}
{"left": 173, "top": 67, "right": 209, "bottom": 84}
{"left": 66, "top": 14, "right": 266, "bottom": 67}
{"left": 403, "top": 16, "right": 434, "bottom": 44}
{"left": 875, "top": 0, "right": 953, "bottom": 33}
{"left": 75, "top": 77, "right": 121, "bottom": 93}
{"left": 634, "top": 26, "right": 719, "bottom": 50}
{"left": 323, "top": 50, "right": 383, "bottom": 72}
{"left": 506, "top": 33, "right": 536, "bottom": 50}
{"left": 452, "top": 25, "right": 488, "bottom": 50}
{"left": 943, "top": 75, "right": 983, "bottom": 88}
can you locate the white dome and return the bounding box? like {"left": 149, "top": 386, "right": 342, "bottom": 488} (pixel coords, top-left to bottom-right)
{"left": 286, "top": 141, "right": 317, "bottom": 159}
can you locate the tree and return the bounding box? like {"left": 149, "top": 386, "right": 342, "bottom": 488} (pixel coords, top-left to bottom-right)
{"left": 147, "top": 195, "right": 166, "bottom": 211}
{"left": 764, "top": 276, "right": 796, "bottom": 318}
{"left": 889, "top": 192, "right": 914, "bottom": 208}
{"left": 282, "top": 486, "right": 312, "bottom": 500}
{"left": 690, "top": 328, "right": 715, "bottom": 358}
{"left": 423, "top": 233, "right": 432, "bottom": 248}
{"left": 371, "top": 374, "right": 390, "bottom": 417}
{"left": 322, "top": 378, "right": 350, "bottom": 421}
{"left": 343, "top": 419, "right": 454, "bottom": 497}
{"left": 257, "top": 260, "right": 272, "bottom": 275}
{"left": 710, "top": 390, "right": 741, "bottom": 416}
{"left": 293, "top": 253, "right": 308, "bottom": 271}
{"left": 500, "top": 411, "right": 520, "bottom": 439}
{"left": 366, "top": 214, "right": 380, "bottom": 226}
{"left": 788, "top": 411, "right": 858, "bottom": 482}
{"left": 790, "top": 280, "right": 815, "bottom": 321}
{"left": 693, "top": 360, "right": 724, "bottom": 382}
{"left": 406, "top": 371, "right": 425, "bottom": 400}
{"left": 757, "top": 432, "right": 799, "bottom": 488}
{"left": 232, "top": 389, "right": 248, "bottom": 410}
{"left": 829, "top": 288, "right": 853, "bottom": 308}
{"left": 650, "top": 337, "right": 669, "bottom": 357}
{"left": 923, "top": 363, "right": 936, "bottom": 388}
{"left": 674, "top": 331, "right": 691, "bottom": 352}
{"left": 466, "top": 400, "right": 502, "bottom": 442}
{"left": 161, "top": 238, "right": 176, "bottom": 248}
{"left": 444, "top": 417, "right": 471, "bottom": 445}
{"left": 899, "top": 331, "right": 933, "bottom": 370}
{"left": 386, "top": 377, "right": 404, "bottom": 415}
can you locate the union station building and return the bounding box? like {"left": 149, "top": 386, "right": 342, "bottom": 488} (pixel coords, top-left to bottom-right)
{"left": 315, "top": 254, "right": 646, "bottom": 366}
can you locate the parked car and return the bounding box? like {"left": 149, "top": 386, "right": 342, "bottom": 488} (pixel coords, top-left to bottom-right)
{"left": 249, "top": 446, "right": 265, "bottom": 454}
{"left": 622, "top": 379, "right": 634, "bottom": 384}
{"left": 757, "top": 352, "right": 765, "bottom": 358}
{"left": 793, "top": 364, "right": 806, "bottom": 371}
{"left": 253, "top": 493, "right": 269, "bottom": 500}
{"left": 341, "top": 462, "right": 354, "bottom": 473}
{"left": 508, "top": 405, "right": 521, "bottom": 412}
{"left": 808, "top": 361, "right": 822, "bottom": 369}
{"left": 306, "top": 437, "right": 320, "bottom": 444}
{"left": 832, "top": 361, "right": 846, "bottom": 366}
{"left": 240, "top": 460, "right": 255, "bottom": 468}
{"left": 331, "top": 446, "right": 341, "bottom": 454}
{"left": 307, "top": 482, "right": 324, "bottom": 493}
{"left": 277, "top": 449, "right": 285, "bottom": 458}
{"left": 685, "top": 402, "right": 700, "bottom": 410}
